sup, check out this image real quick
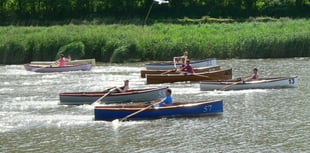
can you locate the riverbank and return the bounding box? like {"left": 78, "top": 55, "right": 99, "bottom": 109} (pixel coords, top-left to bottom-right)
{"left": 0, "top": 19, "right": 309, "bottom": 64}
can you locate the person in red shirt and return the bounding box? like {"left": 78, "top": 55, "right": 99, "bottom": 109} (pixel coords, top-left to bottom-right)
{"left": 179, "top": 60, "right": 194, "bottom": 73}
{"left": 56, "top": 54, "right": 71, "bottom": 67}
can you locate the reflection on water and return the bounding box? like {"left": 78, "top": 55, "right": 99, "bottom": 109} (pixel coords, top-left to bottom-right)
{"left": 0, "top": 58, "right": 309, "bottom": 152}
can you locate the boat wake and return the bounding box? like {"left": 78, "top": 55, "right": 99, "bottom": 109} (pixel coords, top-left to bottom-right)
{"left": 201, "top": 89, "right": 268, "bottom": 96}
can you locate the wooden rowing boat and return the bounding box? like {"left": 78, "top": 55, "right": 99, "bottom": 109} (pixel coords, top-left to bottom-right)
{"left": 140, "top": 65, "right": 221, "bottom": 78}
{"left": 145, "top": 58, "right": 217, "bottom": 70}
{"left": 200, "top": 76, "right": 299, "bottom": 91}
{"left": 59, "top": 87, "right": 168, "bottom": 105}
{"left": 94, "top": 99, "right": 223, "bottom": 121}
{"left": 146, "top": 68, "right": 232, "bottom": 84}
{"left": 30, "top": 59, "right": 96, "bottom": 66}
{"left": 24, "top": 64, "right": 92, "bottom": 73}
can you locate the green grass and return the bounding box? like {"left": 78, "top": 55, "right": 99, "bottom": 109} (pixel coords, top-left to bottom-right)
{"left": 0, "top": 19, "right": 309, "bottom": 64}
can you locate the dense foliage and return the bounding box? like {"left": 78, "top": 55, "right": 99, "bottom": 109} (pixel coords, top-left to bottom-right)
{"left": 0, "top": 19, "right": 309, "bottom": 64}
{"left": 0, "top": 0, "right": 309, "bottom": 25}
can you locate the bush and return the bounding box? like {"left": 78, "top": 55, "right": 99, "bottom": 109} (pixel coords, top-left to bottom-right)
{"left": 56, "top": 41, "right": 85, "bottom": 60}
{"left": 178, "top": 16, "right": 235, "bottom": 24}
{"left": 110, "top": 43, "right": 137, "bottom": 63}
{"left": 0, "top": 41, "right": 26, "bottom": 64}
{"left": 0, "top": 19, "right": 309, "bottom": 64}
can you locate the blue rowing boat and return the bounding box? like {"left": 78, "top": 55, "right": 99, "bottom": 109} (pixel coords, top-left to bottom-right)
{"left": 94, "top": 100, "right": 223, "bottom": 121}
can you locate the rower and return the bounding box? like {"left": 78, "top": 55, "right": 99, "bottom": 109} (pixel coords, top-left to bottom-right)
{"left": 57, "top": 54, "right": 71, "bottom": 67}
{"left": 115, "top": 80, "right": 129, "bottom": 93}
{"left": 244, "top": 68, "right": 259, "bottom": 81}
{"left": 179, "top": 60, "right": 195, "bottom": 74}
{"left": 156, "top": 89, "right": 173, "bottom": 107}
{"left": 174, "top": 50, "right": 189, "bottom": 65}
{"left": 182, "top": 50, "right": 188, "bottom": 63}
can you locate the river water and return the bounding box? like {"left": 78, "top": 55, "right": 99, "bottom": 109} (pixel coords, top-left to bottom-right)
{"left": 0, "top": 58, "right": 309, "bottom": 153}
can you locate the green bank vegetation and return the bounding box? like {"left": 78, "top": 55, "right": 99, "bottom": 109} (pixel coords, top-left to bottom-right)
{"left": 0, "top": 19, "right": 309, "bottom": 64}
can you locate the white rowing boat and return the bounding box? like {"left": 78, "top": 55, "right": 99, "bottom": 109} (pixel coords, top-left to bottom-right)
{"left": 59, "top": 87, "right": 167, "bottom": 105}
{"left": 24, "top": 64, "right": 92, "bottom": 73}
{"left": 145, "top": 58, "right": 216, "bottom": 70}
{"left": 30, "top": 59, "right": 96, "bottom": 66}
{"left": 200, "top": 76, "right": 298, "bottom": 91}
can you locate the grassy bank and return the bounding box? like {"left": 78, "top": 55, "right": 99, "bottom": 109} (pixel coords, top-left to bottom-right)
{"left": 0, "top": 19, "right": 309, "bottom": 64}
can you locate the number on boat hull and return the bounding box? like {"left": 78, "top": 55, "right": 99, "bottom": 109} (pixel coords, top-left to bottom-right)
{"left": 204, "top": 105, "right": 212, "bottom": 112}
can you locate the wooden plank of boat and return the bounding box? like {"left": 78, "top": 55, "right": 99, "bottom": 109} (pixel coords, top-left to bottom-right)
{"left": 145, "top": 58, "right": 217, "bottom": 70}
{"left": 24, "top": 64, "right": 92, "bottom": 73}
{"left": 146, "top": 68, "right": 232, "bottom": 84}
{"left": 59, "top": 87, "right": 168, "bottom": 105}
{"left": 200, "top": 76, "right": 299, "bottom": 91}
{"left": 140, "top": 65, "right": 221, "bottom": 78}
{"left": 30, "top": 59, "right": 96, "bottom": 66}
{"left": 94, "top": 99, "right": 223, "bottom": 121}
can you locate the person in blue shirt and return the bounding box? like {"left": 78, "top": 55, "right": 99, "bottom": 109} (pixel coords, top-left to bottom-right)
{"left": 158, "top": 88, "right": 173, "bottom": 107}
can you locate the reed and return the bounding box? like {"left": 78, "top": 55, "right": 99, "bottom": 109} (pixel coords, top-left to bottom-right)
{"left": 0, "top": 19, "right": 309, "bottom": 64}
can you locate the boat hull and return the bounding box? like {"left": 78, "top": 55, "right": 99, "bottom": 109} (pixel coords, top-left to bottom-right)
{"left": 30, "top": 59, "right": 96, "bottom": 66}
{"left": 140, "top": 65, "right": 221, "bottom": 78}
{"left": 145, "top": 58, "right": 217, "bottom": 70}
{"left": 24, "top": 64, "right": 92, "bottom": 73}
{"left": 59, "top": 87, "right": 168, "bottom": 105}
{"left": 200, "top": 76, "right": 299, "bottom": 91}
{"left": 146, "top": 68, "right": 232, "bottom": 84}
{"left": 94, "top": 100, "right": 223, "bottom": 121}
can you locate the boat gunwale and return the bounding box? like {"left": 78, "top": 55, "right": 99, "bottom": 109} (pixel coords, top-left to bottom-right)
{"left": 140, "top": 65, "right": 221, "bottom": 78}
{"left": 145, "top": 58, "right": 216, "bottom": 66}
{"left": 59, "top": 87, "right": 168, "bottom": 97}
{"left": 24, "top": 63, "right": 92, "bottom": 69}
{"left": 95, "top": 99, "right": 223, "bottom": 111}
{"left": 146, "top": 68, "right": 232, "bottom": 77}
{"left": 200, "top": 76, "right": 298, "bottom": 85}
{"left": 141, "top": 65, "right": 221, "bottom": 73}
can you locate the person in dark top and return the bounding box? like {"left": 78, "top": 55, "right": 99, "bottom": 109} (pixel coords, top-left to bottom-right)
{"left": 115, "top": 80, "right": 129, "bottom": 93}
{"left": 179, "top": 60, "right": 195, "bottom": 73}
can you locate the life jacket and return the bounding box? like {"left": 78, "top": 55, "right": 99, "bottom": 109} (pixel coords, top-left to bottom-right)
{"left": 59, "top": 57, "right": 66, "bottom": 67}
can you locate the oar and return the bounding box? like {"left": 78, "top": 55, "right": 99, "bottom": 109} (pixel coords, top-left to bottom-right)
{"left": 161, "top": 69, "right": 176, "bottom": 75}
{"left": 220, "top": 80, "right": 243, "bottom": 91}
{"left": 193, "top": 73, "right": 209, "bottom": 80}
{"left": 115, "top": 100, "right": 162, "bottom": 122}
{"left": 91, "top": 87, "right": 116, "bottom": 105}
{"left": 173, "top": 57, "right": 177, "bottom": 69}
